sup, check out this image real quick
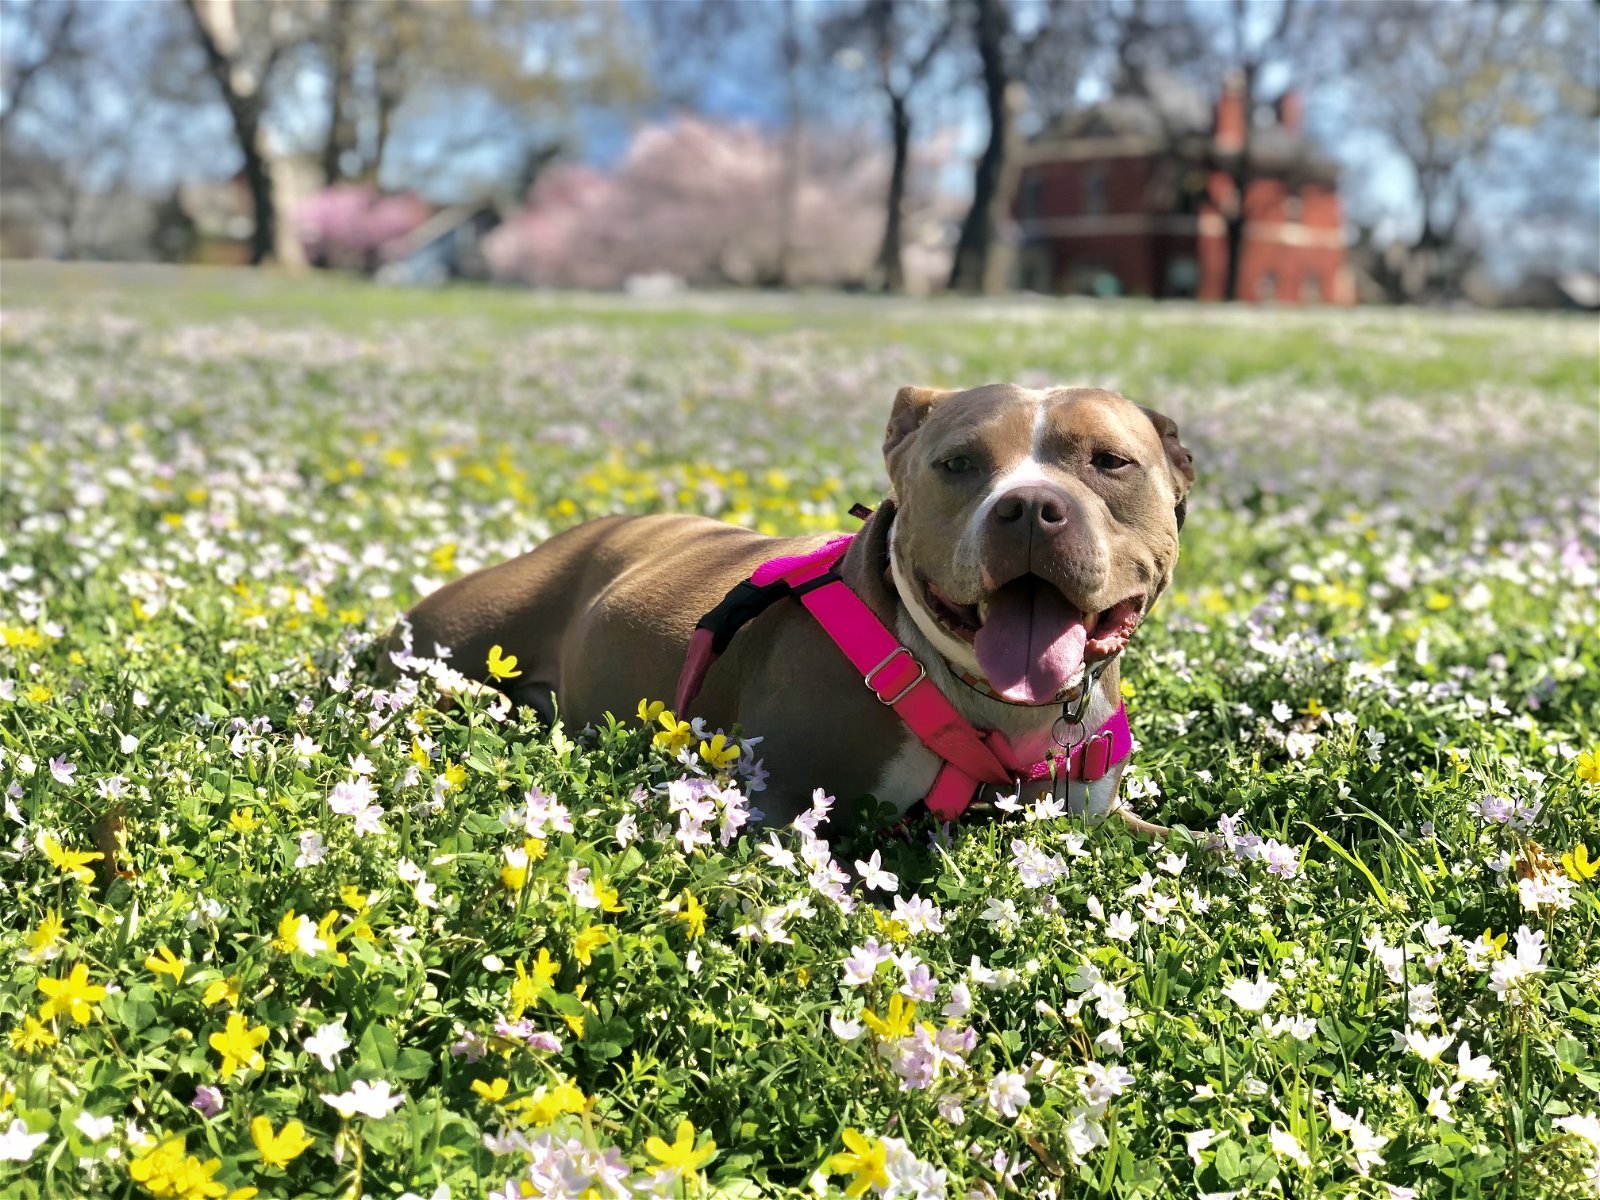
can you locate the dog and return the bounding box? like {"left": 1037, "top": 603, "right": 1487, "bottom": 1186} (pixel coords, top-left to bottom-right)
{"left": 391, "top": 384, "right": 1193, "bottom": 831}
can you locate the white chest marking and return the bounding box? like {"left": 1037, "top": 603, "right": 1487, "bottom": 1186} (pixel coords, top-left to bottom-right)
{"left": 871, "top": 740, "right": 943, "bottom": 816}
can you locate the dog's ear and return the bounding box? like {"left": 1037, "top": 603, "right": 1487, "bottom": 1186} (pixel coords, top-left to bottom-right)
{"left": 884, "top": 385, "right": 959, "bottom": 459}
{"left": 1138, "top": 405, "right": 1195, "bottom": 527}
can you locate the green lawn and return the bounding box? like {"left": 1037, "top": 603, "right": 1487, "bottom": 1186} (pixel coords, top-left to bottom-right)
{"left": 1, "top": 263, "right": 1597, "bottom": 1199}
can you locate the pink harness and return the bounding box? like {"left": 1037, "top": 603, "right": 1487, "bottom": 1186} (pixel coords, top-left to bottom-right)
{"left": 674, "top": 533, "right": 1132, "bottom": 821}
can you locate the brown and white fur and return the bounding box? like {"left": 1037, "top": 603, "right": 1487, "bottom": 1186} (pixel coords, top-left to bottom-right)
{"left": 389, "top": 384, "right": 1194, "bottom": 831}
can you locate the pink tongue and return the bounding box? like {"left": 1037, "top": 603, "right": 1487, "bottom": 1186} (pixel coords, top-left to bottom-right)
{"left": 974, "top": 578, "right": 1088, "bottom": 704}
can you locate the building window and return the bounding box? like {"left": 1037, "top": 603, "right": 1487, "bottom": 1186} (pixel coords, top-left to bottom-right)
{"left": 1285, "top": 193, "right": 1303, "bottom": 223}
{"left": 1177, "top": 170, "right": 1205, "bottom": 215}
{"left": 1165, "top": 256, "right": 1199, "bottom": 298}
{"left": 1301, "top": 273, "right": 1323, "bottom": 303}
{"left": 1019, "top": 174, "right": 1045, "bottom": 220}
{"left": 1068, "top": 262, "right": 1120, "bottom": 297}
{"left": 1258, "top": 270, "right": 1277, "bottom": 301}
{"left": 1019, "top": 244, "right": 1054, "bottom": 293}
{"left": 1084, "top": 166, "right": 1107, "bottom": 217}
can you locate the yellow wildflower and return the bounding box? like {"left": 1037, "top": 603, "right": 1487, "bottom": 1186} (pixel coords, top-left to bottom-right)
{"left": 39, "top": 833, "right": 102, "bottom": 886}
{"left": 698, "top": 734, "right": 739, "bottom": 771}
{"left": 146, "top": 945, "right": 187, "bottom": 985}
{"left": 573, "top": 925, "right": 610, "bottom": 966}
{"left": 228, "top": 808, "right": 258, "bottom": 834}
{"left": 654, "top": 710, "right": 693, "bottom": 753}
{"left": 486, "top": 644, "right": 523, "bottom": 681}
{"left": 8, "top": 1014, "right": 57, "bottom": 1053}
{"left": 271, "top": 910, "right": 306, "bottom": 955}
{"left": 1562, "top": 843, "right": 1598, "bottom": 883}
{"left": 871, "top": 907, "right": 909, "bottom": 945}
{"left": 828, "top": 1128, "right": 890, "bottom": 1197}
{"left": 37, "top": 963, "right": 107, "bottom": 1025}
{"left": 679, "top": 891, "right": 707, "bottom": 939}
{"left": 637, "top": 699, "right": 666, "bottom": 724}
{"left": 209, "top": 1011, "right": 270, "bottom": 1078}
{"left": 441, "top": 761, "right": 467, "bottom": 792}
{"left": 508, "top": 949, "right": 558, "bottom": 1018}
{"left": 506, "top": 1079, "right": 587, "bottom": 1126}
{"left": 471, "top": 1077, "right": 510, "bottom": 1103}
{"left": 317, "top": 911, "right": 347, "bottom": 965}
{"left": 25, "top": 909, "right": 64, "bottom": 962}
{"left": 593, "top": 879, "right": 623, "bottom": 914}
{"left": 1577, "top": 751, "right": 1600, "bottom": 786}
{"left": 861, "top": 994, "right": 916, "bottom": 1041}
{"left": 128, "top": 1133, "right": 249, "bottom": 1199}
{"left": 251, "top": 1116, "right": 313, "bottom": 1169}
{"left": 645, "top": 1118, "right": 716, "bottom": 1177}
{"left": 501, "top": 845, "right": 530, "bottom": 892}
{"left": 203, "top": 977, "right": 241, "bottom": 1009}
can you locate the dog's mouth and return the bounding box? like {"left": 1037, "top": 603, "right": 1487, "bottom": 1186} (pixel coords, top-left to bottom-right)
{"left": 922, "top": 573, "right": 1144, "bottom": 704}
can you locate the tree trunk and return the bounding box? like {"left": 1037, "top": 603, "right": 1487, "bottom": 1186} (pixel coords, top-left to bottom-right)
{"left": 773, "top": 0, "right": 801, "bottom": 287}
{"left": 1222, "top": 172, "right": 1247, "bottom": 301}
{"left": 370, "top": 81, "right": 400, "bottom": 184}
{"left": 320, "top": 0, "right": 354, "bottom": 185}
{"left": 878, "top": 90, "right": 910, "bottom": 293}
{"left": 182, "top": 0, "right": 277, "bottom": 265}
{"left": 948, "top": 0, "right": 1009, "bottom": 294}
{"left": 239, "top": 130, "right": 276, "bottom": 265}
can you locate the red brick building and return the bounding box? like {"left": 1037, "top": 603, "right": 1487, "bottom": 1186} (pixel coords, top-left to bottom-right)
{"left": 1013, "top": 76, "right": 1354, "bottom": 304}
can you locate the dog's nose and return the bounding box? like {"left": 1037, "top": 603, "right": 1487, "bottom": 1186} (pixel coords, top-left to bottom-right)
{"left": 992, "top": 486, "right": 1069, "bottom": 531}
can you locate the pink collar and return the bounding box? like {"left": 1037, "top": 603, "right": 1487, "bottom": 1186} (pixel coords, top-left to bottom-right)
{"left": 676, "top": 533, "right": 1132, "bottom": 821}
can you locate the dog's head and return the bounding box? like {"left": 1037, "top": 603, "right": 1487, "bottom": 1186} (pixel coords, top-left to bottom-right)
{"left": 883, "top": 383, "right": 1194, "bottom": 705}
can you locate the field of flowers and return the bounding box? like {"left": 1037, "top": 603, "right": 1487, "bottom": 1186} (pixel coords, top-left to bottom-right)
{"left": 1, "top": 263, "right": 1597, "bottom": 1200}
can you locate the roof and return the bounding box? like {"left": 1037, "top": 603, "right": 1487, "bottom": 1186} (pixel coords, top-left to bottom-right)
{"left": 1026, "top": 71, "right": 1339, "bottom": 185}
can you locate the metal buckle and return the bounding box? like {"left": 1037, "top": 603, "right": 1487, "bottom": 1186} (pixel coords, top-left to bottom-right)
{"left": 1081, "top": 729, "right": 1115, "bottom": 778}
{"left": 1051, "top": 715, "right": 1086, "bottom": 750}
{"left": 864, "top": 646, "right": 926, "bottom": 705}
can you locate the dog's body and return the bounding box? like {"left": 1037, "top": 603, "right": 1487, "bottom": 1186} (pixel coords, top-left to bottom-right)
{"left": 396, "top": 385, "right": 1193, "bottom": 828}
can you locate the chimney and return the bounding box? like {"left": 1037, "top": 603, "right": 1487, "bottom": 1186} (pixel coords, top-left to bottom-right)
{"left": 1214, "top": 71, "right": 1246, "bottom": 153}
{"left": 1276, "top": 89, "right": 1304, "bottom": 134}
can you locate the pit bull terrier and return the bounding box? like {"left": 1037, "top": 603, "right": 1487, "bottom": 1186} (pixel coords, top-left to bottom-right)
{"left": 392, "top": 384, "right": 1194, "bottom": 830}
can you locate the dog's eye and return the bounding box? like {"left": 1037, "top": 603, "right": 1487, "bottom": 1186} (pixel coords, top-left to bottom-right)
{"left": 939, "top": 455, "right": 973, "bottom": 474}
{"left": 1092, "top": 450, "right": 1135, "bottom": 472}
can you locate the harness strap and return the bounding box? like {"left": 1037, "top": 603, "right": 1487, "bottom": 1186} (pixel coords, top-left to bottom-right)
{"left": 673, "top": 529, "right": 1134, "bottom": 822}
{"left": 776, "top": 549, "right": 1017, "bottom": 799}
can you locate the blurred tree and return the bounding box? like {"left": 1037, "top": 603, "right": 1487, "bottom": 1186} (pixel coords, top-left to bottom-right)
{"left": 1330, "top": 0, "right": 1598, "bottom": 300}
{"left": 947, "top": 0, "right": 1075, "bottom": 294}
{"left": 309, "top": 0, "right": 645, "bottom": 193}
{"left": 637, "top": 0, "right": 839, "bottom": 287}
{"left": 0, "top": 0, "right": 188, "bottom": 259}
{"left": 485, "top": 117, "right": 946, "bottom": 290}
{"left": 1213, "top": 0, "right": 1303, "bottom": 302}
{"left": 1028, "top": 0, "right": 1338, "bottom": 303}
{"left": 181, "top": 0, "right": 309, "bottom": 264}
{"left": 180, "top": 0, "right": 644, "bottom": 263}
{"left": 819, "top": 0, "right": 955, "bottom": 292}
{"left": 0, "top": 0, "right": 80, "bottom": 137}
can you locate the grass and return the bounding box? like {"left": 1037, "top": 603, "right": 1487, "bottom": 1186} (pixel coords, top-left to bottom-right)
{"left": 0, "top": 263, "right": 1597, "bottom": 1200}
